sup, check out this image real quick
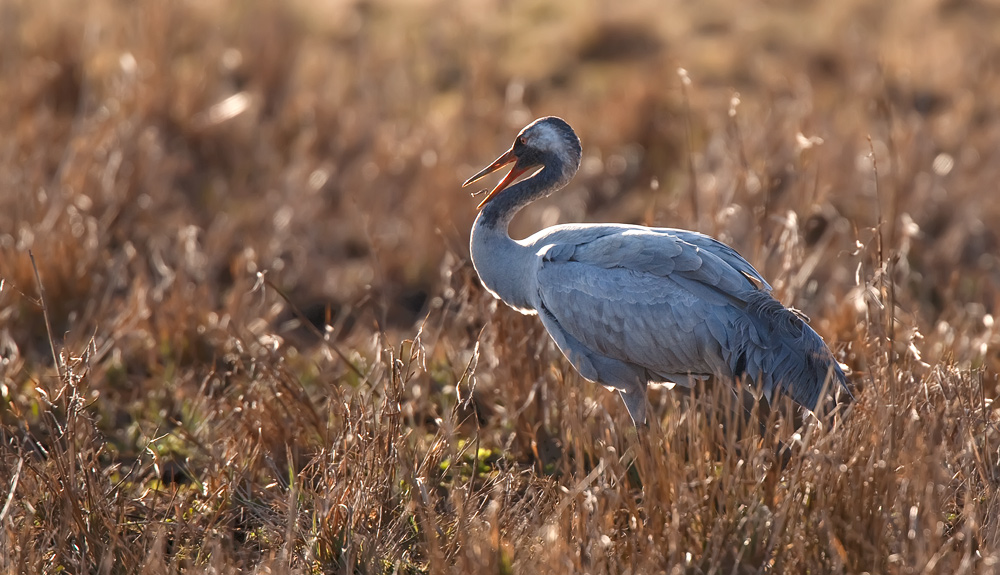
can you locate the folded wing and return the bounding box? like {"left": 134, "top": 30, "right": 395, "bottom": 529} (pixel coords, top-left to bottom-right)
{"left": 535, "top": 228, "right": 845, "bottom": 411}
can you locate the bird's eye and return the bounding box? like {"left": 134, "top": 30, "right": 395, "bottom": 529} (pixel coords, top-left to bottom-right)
{"left": 518, "top": 136, "right": 527, "bottom": 146}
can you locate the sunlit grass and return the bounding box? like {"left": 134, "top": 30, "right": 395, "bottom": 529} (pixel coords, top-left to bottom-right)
{"left": 1, "top": 0, "right": 999, "bottom": 572}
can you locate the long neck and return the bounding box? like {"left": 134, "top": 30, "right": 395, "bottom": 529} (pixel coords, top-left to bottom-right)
{"left": 478, "top": 165, "right": 565, "bottom": 231}
{"left": 470, "top": 166, "right": 569, "bottom": 312}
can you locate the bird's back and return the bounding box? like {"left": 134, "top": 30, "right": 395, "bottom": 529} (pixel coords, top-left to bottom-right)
{"left": 529, "top": 224, "right": 846, "bottom": 412}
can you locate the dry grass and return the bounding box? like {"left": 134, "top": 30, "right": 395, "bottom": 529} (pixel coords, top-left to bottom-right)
{"left": 2, "top": 0, "right": 1000, "bottom": 572}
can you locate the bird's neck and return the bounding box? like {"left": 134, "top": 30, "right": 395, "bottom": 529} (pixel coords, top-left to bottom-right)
{"left": 476, "top": 165, "right": 564, "bottom": 230}
{"left": 470, "top": 167, "right": 565, "bottom": 312}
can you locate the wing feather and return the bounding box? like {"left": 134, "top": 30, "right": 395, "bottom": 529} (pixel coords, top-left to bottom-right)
{"left": 537, "top": 231, "right": 747, "bottom": 380}
{"left": 535, "top": 228, "right": 846, "bottom": 410}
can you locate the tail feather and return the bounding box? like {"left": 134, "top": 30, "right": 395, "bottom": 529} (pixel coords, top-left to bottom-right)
{"left": 735, "top": 291, "right": 848, "bottom": 412}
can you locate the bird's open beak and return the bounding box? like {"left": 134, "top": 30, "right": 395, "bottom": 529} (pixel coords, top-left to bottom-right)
{"left": 462, "top": 148, "right": 532, "bottom": 210}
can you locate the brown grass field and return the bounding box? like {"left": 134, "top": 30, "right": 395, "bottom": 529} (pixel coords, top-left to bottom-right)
{"left": 3, "top": 0, "right": 1000, "bottom": 572}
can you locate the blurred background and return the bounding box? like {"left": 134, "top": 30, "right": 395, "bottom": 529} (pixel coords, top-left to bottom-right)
{"left": 2, "top": 0, "right": 1000, "bottom": 570}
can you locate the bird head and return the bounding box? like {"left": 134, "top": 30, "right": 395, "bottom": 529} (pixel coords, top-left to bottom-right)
{"left": 463, "top": 117, "right": 582, "bottom": 209}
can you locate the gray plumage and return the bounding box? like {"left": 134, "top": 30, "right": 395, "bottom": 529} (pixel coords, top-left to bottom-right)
{"left": 464, "top": 117, "right": 848, "bottom": 426}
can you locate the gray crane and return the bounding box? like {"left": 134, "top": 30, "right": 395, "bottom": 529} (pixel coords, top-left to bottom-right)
{"left": 464, "top": 117, "right": 848, "bottom": 426}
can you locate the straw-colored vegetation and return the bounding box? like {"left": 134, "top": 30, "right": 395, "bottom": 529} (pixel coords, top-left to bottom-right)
{"left": 2, "top": 0, "right": 999, "bottom": 572}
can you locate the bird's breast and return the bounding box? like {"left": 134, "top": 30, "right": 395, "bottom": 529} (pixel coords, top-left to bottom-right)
{"left": 470, "top": 219, "right": 541, "bottom": 314}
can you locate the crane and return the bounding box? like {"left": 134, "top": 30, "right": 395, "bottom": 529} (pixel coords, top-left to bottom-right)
{"left": 463, "top": 116, "right": 849, "bottom": 426}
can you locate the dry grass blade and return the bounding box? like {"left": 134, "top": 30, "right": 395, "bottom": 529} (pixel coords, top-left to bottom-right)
{"left": 28, "top": 251, "right": 63, "bottom": 384}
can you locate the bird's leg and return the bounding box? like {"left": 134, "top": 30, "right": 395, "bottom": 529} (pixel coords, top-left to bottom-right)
{"left": 619, "top": 386, "right": 648, "bottom": 428}
{"left": 568, "top": 352, "right": 650, "bottom": 427}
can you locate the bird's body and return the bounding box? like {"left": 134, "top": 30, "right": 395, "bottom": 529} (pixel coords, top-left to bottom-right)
{"left": 465, "top": 117, "right": 847, "bottom": 425}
